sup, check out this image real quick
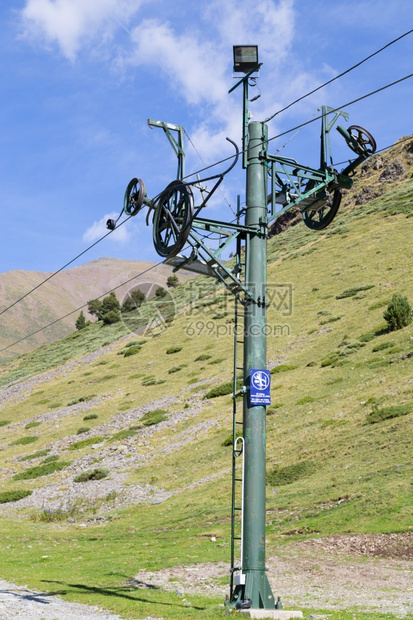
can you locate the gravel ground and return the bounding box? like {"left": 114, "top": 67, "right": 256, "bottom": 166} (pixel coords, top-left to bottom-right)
{"left": 133, "top": 534, "right": 413, "bottom": 618}
{"left": 0, "top": 578, "right": 126, "bottom": 620}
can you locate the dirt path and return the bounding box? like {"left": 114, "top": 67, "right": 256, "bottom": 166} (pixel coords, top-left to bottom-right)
{"left": 133, "top": 534, "right": 413, "bottom": 618}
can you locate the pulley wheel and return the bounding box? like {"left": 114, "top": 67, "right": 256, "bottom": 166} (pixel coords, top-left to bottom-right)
{"left": 302, "top": 188, "right": 342, "bottom": 230}
{"left": 153, "top": 180, "right": 194, "bottom": 257}
{"left": 124, "top": 178, "right": 146, "bottom": 216}
{"left": 346, "top": 125, "right": 377, "bottom": 156}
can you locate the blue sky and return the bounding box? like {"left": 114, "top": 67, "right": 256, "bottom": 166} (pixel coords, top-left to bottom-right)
{"left": 1, "top": 0, "right": 412, "bottom": 274}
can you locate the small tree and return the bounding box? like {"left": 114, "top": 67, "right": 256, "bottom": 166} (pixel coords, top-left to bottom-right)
{"left": 131, "top": 289, "right": 145, "bottom": 306}
{"left": 102, "top": 309, "right": 121, "bottom": 325}
{"left": 101, "top": 292, "right": 120, "bottom": 314}
{"left": 167, "top": 275, "right": 179, "bottom": 288}
{"left": 87, "top": 298, "right": 103, "bottom": 318}
{"left": 383, "top": 293, "right": 412, "bottom": 331}
{"left": 75, "top": 311, "right": 86, "bottom": 330}
{"left": 122, "top": 289, "right": 145, "bottom": 312}
{"left": 155, "top": 286, "right": 167, "bottom": 298}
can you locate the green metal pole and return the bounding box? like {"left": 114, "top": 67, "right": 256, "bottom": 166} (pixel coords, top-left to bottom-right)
{"left": 242, "top": 121, "right": 276, "bottom": 609}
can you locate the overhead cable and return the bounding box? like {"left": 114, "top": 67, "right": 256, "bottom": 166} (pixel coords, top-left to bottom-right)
{"left": 0, "top": 262, "right": 161, "bottom": 356}
{"left": 0, "top": 216, "right": 131, "bottom": 319}
{"left": 264, "top": 27, "right": 413, "bottom": 123}
{"left": 182, "top": 71, "right": 413, "bottom": 181}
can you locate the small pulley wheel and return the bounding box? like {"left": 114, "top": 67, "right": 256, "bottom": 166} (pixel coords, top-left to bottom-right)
{"left": 302, "top": 188, "right": 342, "bottom": 230}
{"left": 346, "top": 125, "right": 377, "bottom": 156}
{"left": 153, "top": 180, "right": 194, "bottom": 257}
{"left": 124, "top": 178, "right": 146, "bottom": 216}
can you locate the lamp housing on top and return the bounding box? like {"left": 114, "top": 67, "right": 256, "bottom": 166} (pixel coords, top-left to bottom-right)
{"left": 233, "top": 45, "right": 259, "bottom": 74}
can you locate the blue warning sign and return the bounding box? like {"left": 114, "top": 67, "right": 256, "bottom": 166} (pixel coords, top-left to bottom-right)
{"left": 250, "top": 369, "right": 271, "bottom": 406}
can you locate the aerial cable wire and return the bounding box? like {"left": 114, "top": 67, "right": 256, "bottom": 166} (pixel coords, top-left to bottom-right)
{"left": 0, "top": 215, "right": 133, "bottom": 319}
{"left": 264, "top": 27, "right": 413, "bottom": 123}
{"left": 0, "top": 261, "right": 164, "bottom": 356}
{"left": 267, "top": 71, "right": 413, "bottom": 147}
{"left": 181, "top": 71, "right": 413, "bottom": 181}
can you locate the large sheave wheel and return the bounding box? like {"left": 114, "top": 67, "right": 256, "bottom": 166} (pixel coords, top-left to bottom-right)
{"left": 153, "top": 180, "right": 194, "bottom": 257}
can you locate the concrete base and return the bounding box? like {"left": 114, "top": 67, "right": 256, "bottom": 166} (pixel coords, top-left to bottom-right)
{"left": 239, "top": 611, "right": 303, "bottom": 619}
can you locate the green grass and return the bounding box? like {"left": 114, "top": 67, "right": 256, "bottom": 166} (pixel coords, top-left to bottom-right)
{"left": 68, "top": 437, "right": 106, "bottom": 450}
{"left": 140, "top": 409, "right": 168, "bottom": 427}
{"left": 0, "top": 490, "right": 32, "bottom": 504}
{"left": 10, "top": 436, "right": 39, "bottom": 446}
{"left": 267, "top": 460, "right": 317, "bottom": 486}
{"left": 74, "top": 467, "right": 109, "bottom": 482}
{"left": 366, "top": 403, "right": 413, "bottom": 424}
{"left": 20, "top": 449, "right": 50, "bottom": 461}
{"left": 24, "top": 421, "right": 42, "bottom": 429}
{"left": 13, "top": 460, "right": 71, "bottom": 480}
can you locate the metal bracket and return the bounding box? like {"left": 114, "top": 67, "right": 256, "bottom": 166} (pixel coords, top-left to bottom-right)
{"left": 148, "top": 119, "right": 185, "bottom": 179}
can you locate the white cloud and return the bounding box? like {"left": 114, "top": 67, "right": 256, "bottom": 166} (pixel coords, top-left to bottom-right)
{"left": 122, "top": 0, "right": 298, "bottom": 163}
{"left": 128, "top": 19, "right": 228, "bottom": 106}
{"left": 83, "top": 213, "right": 132, "bottom": 244}
{"left": 20, "top": 0, "right": 145, "bottom": 60}
{"left": 204, "top": 0, "right": 295, "bottom": 62}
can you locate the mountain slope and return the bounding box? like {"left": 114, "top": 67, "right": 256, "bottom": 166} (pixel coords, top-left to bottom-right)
{"left": 0, "top": 257, "right": 186, "bottom": 361}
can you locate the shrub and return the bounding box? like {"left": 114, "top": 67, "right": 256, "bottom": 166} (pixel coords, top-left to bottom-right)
{"left": 0, "top": 490, "right": 32, "bottom": 504}
{"left": 204, "top": 378, "right": 243, "bottom": 399}
{"left": 140, "top": 409, "right": 167, "bottom": 426}
{"left": 168, "top": 364, "right": 187, "bottom": 374}
{"left": 372, "top": 341, "right": 396, "bottom": 352}
{"left": 74, "top": 467, "right": 109, "bottom": 483}
{"left": 21, "top": 449, "right": 50, "bottom": 461}
{"left": 123, "top": 346, "right": 141, "bottom": 357}
{"left": 195, "top": 354, "right": 212, "bottom": 362}
{"left": 0, "top": 420, "right": 11, "bottom": 427}
{"left": 109, "top": 428, "right": 139, "bottom": 442}
{"left": 296, "top": 396, "right": 315, "bottom": 405}
{"left": 83, "top": 413, "right": 98, "bottom": 421}
{"left": 336, "top": 284, "right": 375, "bottom": 299}
{"left": 267, "top": 460, "right": 316, "bottom": 486}
{"left": 67, "top": 395, "right": 95, "bottom": 406}
{"left": 221, "top": 430, "right": 242, "bottom": 447}
{"left": 76, "top": 427, "right": 90, "bottom": 435}
{"left": 25, "top": 422, "right": 42, "bottom": 429}
{"left": 13, "top": 460, "right": 71, "bottom": 480}
{"left": 141, "top": 376, "right": 166, "bottom": 387}
{"left": 383, "top": 293, "right": 413, "bottom": 331}
{"left": 270, "top": 364, "right": 298, "bottom": 374}
{"left": 43, "top": 455, "right": 60, "bottom": 463}
{"left": 267, "top": 404, "right": 284, "bottom": 415}
{"left": 10, "top": 436, "right": 39, "bottom": 446}
{"left": 69, "top": 436, "right": 106, "bottom": 450}
{"left": 166, "top": 346, "right": 182, "bottom": 355}
{"left": 366, "top": 403, "right": 413, "bottom": 424}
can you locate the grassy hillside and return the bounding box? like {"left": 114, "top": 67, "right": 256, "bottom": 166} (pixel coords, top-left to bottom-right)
{"left": 0, "top": 137, "right": 412, "bottom": 619}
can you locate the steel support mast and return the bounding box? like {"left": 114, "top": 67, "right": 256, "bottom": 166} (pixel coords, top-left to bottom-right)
{"left": 241, "top": 120, "right": 275, "bottom": 607}
{"left": 116, "top": 46, "right": 377, "bottom": 616}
